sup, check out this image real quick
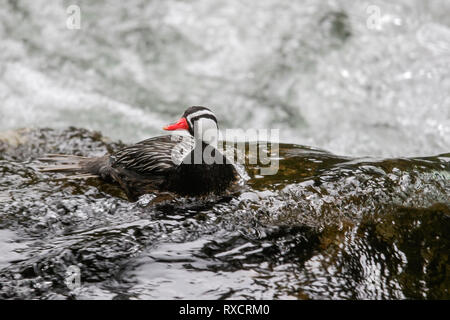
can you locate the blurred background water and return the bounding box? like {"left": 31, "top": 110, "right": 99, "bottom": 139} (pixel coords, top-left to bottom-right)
{"left": 1, "top": 0, "right": 449, "bottom": 157}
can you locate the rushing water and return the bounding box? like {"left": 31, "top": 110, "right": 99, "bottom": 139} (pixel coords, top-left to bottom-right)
{"left": 0, "top": 128, "right": 448, "bottom": 299}
{"left": 0, "top": 1, "right": 449, "bottom": 299}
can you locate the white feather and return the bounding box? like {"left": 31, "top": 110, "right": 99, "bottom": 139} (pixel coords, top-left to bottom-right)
{"left": 193, "top": 118, "right": 218, "bottom": 148}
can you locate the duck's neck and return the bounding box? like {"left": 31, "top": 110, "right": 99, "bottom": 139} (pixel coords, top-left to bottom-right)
{"left": 183, "top": 123, "right": 219, "bottom": 164}
{"left": 193, "top": 124, "right": 218, "bottom": 148}
{"left": 188, "top": 139, "right": 215, "bottom": 165}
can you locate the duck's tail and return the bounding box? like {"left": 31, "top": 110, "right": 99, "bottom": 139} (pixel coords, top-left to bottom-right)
{"left": 37, "top": 154, "right": 102, "bottom": 179}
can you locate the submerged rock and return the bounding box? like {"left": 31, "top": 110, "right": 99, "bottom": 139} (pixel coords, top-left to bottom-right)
{"left": 0, "top": 127, "right": 448, "bottom": 299}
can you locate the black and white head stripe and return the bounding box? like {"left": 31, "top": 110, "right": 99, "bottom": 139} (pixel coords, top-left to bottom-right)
{"left": 183, "top": 106, "right": 218, "bottom": 134}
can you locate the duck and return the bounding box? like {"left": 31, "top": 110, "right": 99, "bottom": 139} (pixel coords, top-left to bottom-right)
{"left": 39, "top": 106, "right": 238, "bottom": 201}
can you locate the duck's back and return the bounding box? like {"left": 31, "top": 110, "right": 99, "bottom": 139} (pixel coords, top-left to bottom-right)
{"left": 106, "top": 136, "right": 237, "bottom": 200}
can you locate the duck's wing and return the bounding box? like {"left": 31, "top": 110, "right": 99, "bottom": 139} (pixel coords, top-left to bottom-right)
{"left": 110, "top": 135, "right": 194, "bottom": 175}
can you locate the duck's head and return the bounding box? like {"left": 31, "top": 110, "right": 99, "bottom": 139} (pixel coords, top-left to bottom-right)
{"left": 164, "top": 106, "right": 219, "bottom": 146}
